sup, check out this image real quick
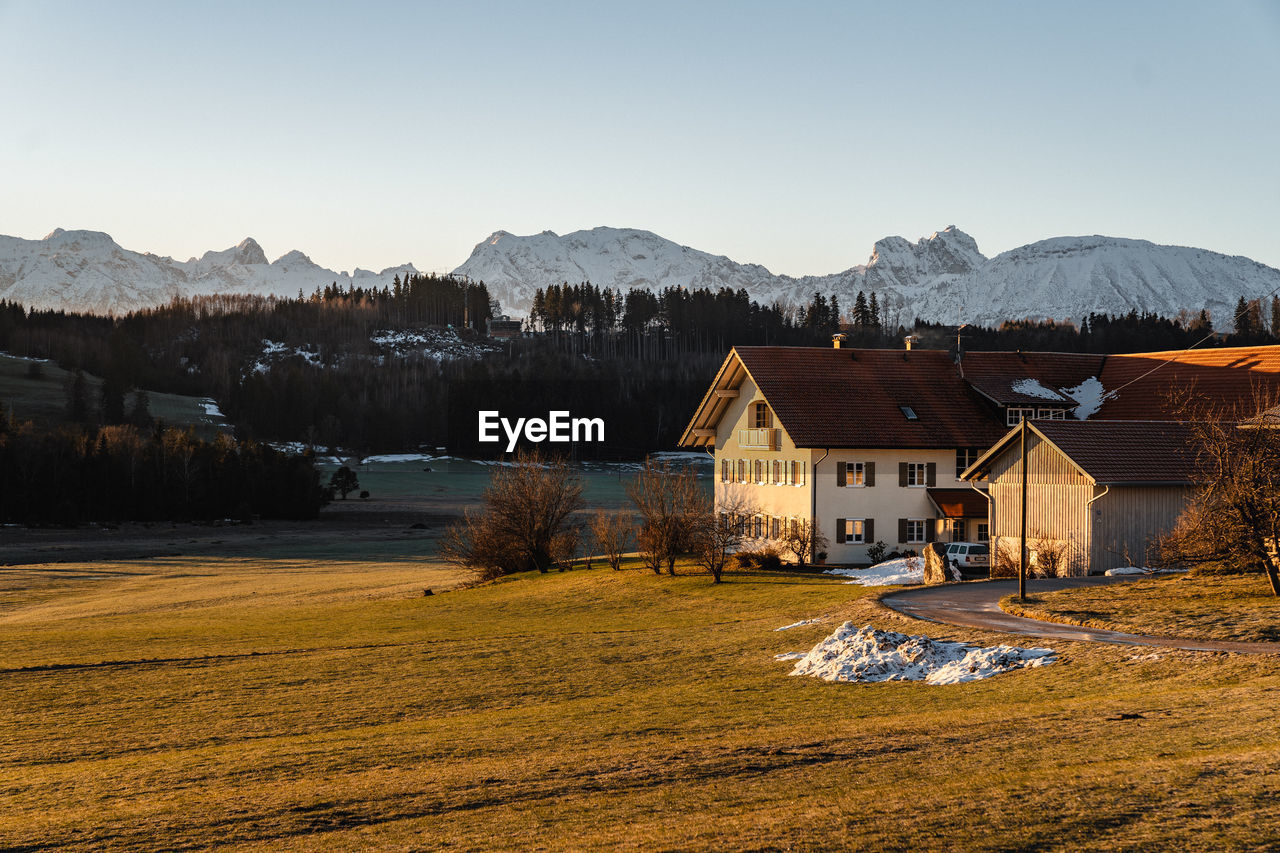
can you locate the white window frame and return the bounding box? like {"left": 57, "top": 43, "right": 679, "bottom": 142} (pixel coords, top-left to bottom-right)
{"left": 944, "top": 519, "right": 966, "bottom": 542}
{"left": 955, "top": 448, "right": 977, "bottom": 480}
{"left": 721, "top": 459, "right": 731, "bottom": 483}
{"left": 1038, "top": 408, "right": 1066, "bottom": 420}
{"left": 906, "top": 462, "right": 927, "bottom": 487}
{"left": 844, "top": 518, "right": 866, "bottom": 544}
{"left": 976, "top": 522, "right": 990, "bottom": 542}
{"left": 753, "top": 401, "right": 772, "bottom": 429}
{"left": 844, "top": 461, "right": 865, "bottom": 487}
{"left": 1007, "top": 407, "right": 1035, "bottom": 426}
{"left": 906, "top": 519, "right": 927, "bottom": 544}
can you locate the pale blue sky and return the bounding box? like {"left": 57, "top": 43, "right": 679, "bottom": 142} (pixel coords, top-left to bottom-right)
{"left": 2, "top": 0, "right": 1278, "bottom": 277}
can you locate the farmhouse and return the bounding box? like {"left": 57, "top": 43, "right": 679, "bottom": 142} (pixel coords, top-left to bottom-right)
{"left": 679, "top": 341, "right": 1280, "bottom": 567}
{"left": 960, "top": 420, "right": 1199, "bottom": 576}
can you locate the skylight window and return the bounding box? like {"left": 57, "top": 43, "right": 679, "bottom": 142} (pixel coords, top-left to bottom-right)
{"left": 900, "top": 406, "right": 918, "bottom": 421}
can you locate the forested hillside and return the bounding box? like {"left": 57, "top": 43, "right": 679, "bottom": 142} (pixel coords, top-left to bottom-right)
{"left": 0, "top": 274, "right": 1275, "bottom": 456}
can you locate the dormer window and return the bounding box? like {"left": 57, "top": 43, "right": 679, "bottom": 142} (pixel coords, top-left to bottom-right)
{"left": 753, "top": 401, "right": 773, "bottom": 428}
{"left": 1007, "top": 407, "right": 1035, "bottom": 426}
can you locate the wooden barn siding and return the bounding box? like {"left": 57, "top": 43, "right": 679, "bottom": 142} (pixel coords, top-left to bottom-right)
{"left": 989, "top": 433, "right": 1092, "bottom": 575}
{"left": 1090, "top": 486, "right": 1193, "bottom": 570}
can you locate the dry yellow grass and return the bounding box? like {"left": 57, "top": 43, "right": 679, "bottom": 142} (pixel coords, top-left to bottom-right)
{"left": 1005, "top": 573, "right": 1280, "bottom": 643}
{"left": 2, "top": 557, "right": 1279, "bottom": 851}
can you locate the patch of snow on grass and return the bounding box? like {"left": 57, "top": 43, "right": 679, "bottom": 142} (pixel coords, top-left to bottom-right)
{"left": 774, "top": 618, "right": 824, "bottom": 631}
{"left": 362, "top": 453, "right": 437, "bottom": 463}
{"left": 1103, "top": 566, "right": 1183, "bottom": 576}
{"left": 773, "top": 652, "right": 806, "bottom": 661}
{"left": 826, "top": 557, "right": 923, "bottom": 586}
{"left": 1064, "top": 376, "right": 1108, "bottom": 420}
{"left": 790, "top": 623, "right": 1056, "bottom": 685}
{"left": 1011, "top": 378, "right": 1062, "bottom": 400}
{"left": 200, "top": 399, "right": 225, "bottom": 418}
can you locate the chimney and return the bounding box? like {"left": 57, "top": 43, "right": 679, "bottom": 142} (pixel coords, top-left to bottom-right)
{"left": 832, "top": 333, "right": 848, "bottom": 349}
{"left": 904, "top": 334, "right": 920, "bottom": 351}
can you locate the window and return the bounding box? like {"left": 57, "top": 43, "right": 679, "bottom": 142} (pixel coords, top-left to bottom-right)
{"left": 899, "top": 405, "right": 918, "bottom": 421}
{"left": 752, "top": 516, "right": 763, "bottom": 539}
{"left": 772, "top": 459, "right": 783, "bottom": 485}
{"left": 844, "top": 461, "right": 865, "bottom": 487}
{"left": 753, "top": 460, "right": 765, "bottom": 483}
{"left": 906, "top": 462, "right": 927, "bottom": 487}
{"left": 1007, "top": 407, "right": 1035, "bottom": 426}
{"left": 844, "top": 518, "right": 865, "bottom": 543}
{"left": 721, "top": 459, "right": 731, "bottom": 483}
{"left": 735, "top": 459, "right": 746, "bottom": 482}
{"left": 770, "top": 517, "right": 781, "bottom": 539}
{"left": 945, "top": 519, "right": 966, "bottom": 542}
{"left": 789, "top": 460, "right": 805, "bottom": 486}
{"left": 1038, "top": 408, "right": 1066, "bottom": 420}
{"left": 955, "top": 448, "right": 978, "bottom": 479}
{"left": 976, "top": 522, "right": 990, "bottom": 542}
{"left": 753, "top": 401, "right": 772, "bottom": 429}
{"left": 905, "top": 519, "right": 927, "bottom": 544}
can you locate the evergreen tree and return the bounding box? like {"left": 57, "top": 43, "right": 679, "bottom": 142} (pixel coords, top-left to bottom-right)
{"left": 853, "top": 291, "right": 869, "bottom": 327}
{"left": 869, "top": 292, "right": 880, "bottom": 327}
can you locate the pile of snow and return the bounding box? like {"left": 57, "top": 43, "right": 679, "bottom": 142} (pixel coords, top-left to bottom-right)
{"left": 789, "top": 623, "right": 1056, "bottom": 685}
{"left": 774, "top": 618, "right": 825, "bottom": 632}
{"left": 826, "top": 557, "right": 923, "bottom": 586}
{"left": 1063, "top": 376, "right": 1109, "bottom": 420}
{"left": 1103, "top": 566, "right": 1184, "bottom": 576}
{"left": 199, "top": 399, "right": 225, "bottom": 418}
{"left": 1010, "top": 378, "right": 1063, "bottom": 400}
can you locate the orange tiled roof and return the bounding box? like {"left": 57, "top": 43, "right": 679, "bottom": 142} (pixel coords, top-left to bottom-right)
{"left": 1098, "top": 346, "right": 1280, "bottom": 419}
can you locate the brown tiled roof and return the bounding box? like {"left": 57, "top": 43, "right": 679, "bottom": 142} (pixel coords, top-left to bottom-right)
{"left": 927, "top": 488, "right": 990, "bottom": 518}
{"left": 1032, "top": 420, "right": 1200, "bottom": 484}
{"left": 1097, "top": 346, "right": 1280, "bottom": 419}
{"left": 728, "top": 347, "right": 1008, "bottom": 449}
{"left": 960, "top": 352, "right": 1105, "bottom": 406}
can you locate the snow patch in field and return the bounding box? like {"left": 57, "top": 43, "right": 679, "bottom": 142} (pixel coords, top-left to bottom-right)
{"left": 361, "top": 453, "right": 437, "bottom": 463}
{"left": 774, "top": 618, "right": 824, "bottom": 631}
{"left": 200, "top": 399, "right": 224, "bottom": 418}
{"left": 789, "top": 623, "right": 1056, "bottom": 685}
{"left": 826, "top": 557, "right": 923, "bottom": 586}
{"left": 773, "top": 651, "right": 806, "bottom": 661}
{"left": 1010, "top": 378, "right": 1063, "bottom": 400}
{"left": 1102, "top": 566, "right": 1185, "bottom": 576}
{"left": 1064, "top": 376, "right": 1108, "bottom": 420}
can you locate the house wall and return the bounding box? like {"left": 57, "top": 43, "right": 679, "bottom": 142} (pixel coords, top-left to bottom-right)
{"left": 987, "top": 431, "right": 1093, "bottom": 576}
{"left": 711, "top": 377, "right": 812, "bottom": 546}
{"left": 817, "top": 449, "right": 971, "bottom": 563}
{"left": 1089, "top": 486, "right": 1192, "bottom": 571}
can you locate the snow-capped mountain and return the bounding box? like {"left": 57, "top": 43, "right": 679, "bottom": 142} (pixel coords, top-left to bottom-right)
{"left": 0, "top": 229, "right": 418, "bottom": 315}
{"left": 453, "top": 225, "right": 1280, "bottom": 327}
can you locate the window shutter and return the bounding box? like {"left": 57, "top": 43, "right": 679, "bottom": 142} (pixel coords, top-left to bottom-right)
{"left": 836, "top": 461, "right": 846, "bottom": 487}
{"left": 899, "top": 462, "right": 908, "bottom": 487}
{"left": 898, "top": 518, "right": 908, "bottom": 543}
{"left": 865, "top": 462, "right": 875, "bottom": 487}
{"left": 836, "top": 519, "right": 846, "bottom": 543}
{"left": 926, "top": 462, "right": 936, "bottom": 487}
{"left": 926, "top": 521, "right": 936, "bottom": 543}
{"left": 865, "top": 518, "right": 875, "bottom": 543}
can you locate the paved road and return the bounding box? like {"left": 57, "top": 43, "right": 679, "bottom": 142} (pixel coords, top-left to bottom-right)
{"left": 881, "top": 577, "right": 1280, "bottom": 654}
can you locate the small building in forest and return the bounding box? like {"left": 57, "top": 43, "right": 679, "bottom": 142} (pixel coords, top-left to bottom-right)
{"left": 961, "top": 420, "right": 1199, "bottom": 576}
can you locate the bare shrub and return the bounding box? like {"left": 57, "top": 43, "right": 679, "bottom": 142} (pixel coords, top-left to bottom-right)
{"left": 627, "top": 460, "right": 701, "bottom": 576}
{"left": 440, "top": 450, "right": 584, "bottom": 578}
{"left": 780, "top": 518, "right": 828, "bottom": 567}
{"left": 1030, "top": 535, "right": 1076, "bottom": 578}
{"left": 990, "top": 540, "right": 1018, "bottom": 579}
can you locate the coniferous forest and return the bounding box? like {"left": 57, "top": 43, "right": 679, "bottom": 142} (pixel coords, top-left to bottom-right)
{"left": 1, "top": 275, "right": 1277, "bottom": 466}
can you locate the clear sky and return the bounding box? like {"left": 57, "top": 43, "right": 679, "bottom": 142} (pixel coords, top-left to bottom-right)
{"left": 2, "top": 0, "right": 1278, "bottom": 277}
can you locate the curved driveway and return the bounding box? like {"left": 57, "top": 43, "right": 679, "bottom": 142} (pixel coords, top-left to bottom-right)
{"left": 881, "top": 577, "right": 1280, "bottom": 654}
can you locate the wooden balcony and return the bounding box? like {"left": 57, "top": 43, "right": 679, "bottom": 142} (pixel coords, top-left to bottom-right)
{"left": 737, "top": 428, "right": 780, "bottom": 450}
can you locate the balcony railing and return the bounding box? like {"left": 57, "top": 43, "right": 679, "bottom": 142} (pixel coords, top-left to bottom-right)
{"left": 738, "top": 428, "right": 780, "bottom": 450}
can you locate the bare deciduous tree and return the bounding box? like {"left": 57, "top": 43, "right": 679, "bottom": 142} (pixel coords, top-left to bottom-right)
{"left": 1159, "top": 394, "right": 1280, "bottom": 596}
{"left": 589, "top": 510, "right": 634, "bottom": 571}
{"left": 440, "top": 450, "right": 584, "bottom": 579}
{"left": 686, "top": 486, "right": 757, "bottom": 583}
{"left": 627, "top": 460, "right": 701, "bottom": 575}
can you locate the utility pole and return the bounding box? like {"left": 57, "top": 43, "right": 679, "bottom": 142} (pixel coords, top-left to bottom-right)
{"left": 1019, "top": 417, "right": 1029, "bottom": 601}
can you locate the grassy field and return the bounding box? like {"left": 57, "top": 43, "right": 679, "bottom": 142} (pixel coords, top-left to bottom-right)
{"left": 0, "top": 353, "right": 232, "bottom": 438}
{"left": 1003, "top": 573, "right": 1280, "bottom": 643}
{"left": 3, "top": 557, "right": 1280, "bottom": 851}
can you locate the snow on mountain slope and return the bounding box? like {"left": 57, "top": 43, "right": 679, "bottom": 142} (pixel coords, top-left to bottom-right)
{"left": 452, "top": 225, "right": 1280, "bottom": 327}
{"left": 0, "top": 230, "right": 418, "bottom": 314}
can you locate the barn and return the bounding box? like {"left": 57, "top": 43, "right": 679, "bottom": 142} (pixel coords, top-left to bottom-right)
{"left": 962, "top": 420, "right": 1199, "bottom": 576}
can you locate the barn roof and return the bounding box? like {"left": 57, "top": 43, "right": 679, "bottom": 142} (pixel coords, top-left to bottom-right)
{"left": 959, "top": 352, "right": 1105, "bottom": 407}
{"left": 963, "top": 420, "right": 1201, "bottom": 485}
{"left": 1097, "top": 346, "right": 1280, "bottom": 419}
